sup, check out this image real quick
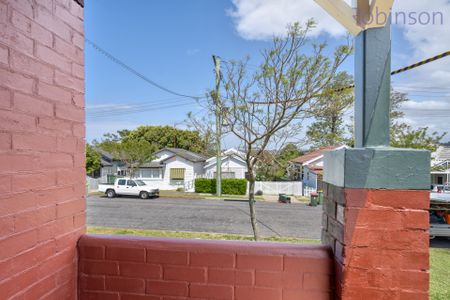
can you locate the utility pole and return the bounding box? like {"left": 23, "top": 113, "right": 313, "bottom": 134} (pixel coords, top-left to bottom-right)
{"left": 212, "top": 55, "right": 222, "bottom": 197}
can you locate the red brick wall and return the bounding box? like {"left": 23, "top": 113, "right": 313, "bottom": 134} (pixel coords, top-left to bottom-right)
{"left": 322, "top": 183, "right": 429, "bottom": 299}
{"left": 78, "top": 235, "right": 334, "bottom": 300}
{"left": 0, "top": 0, "right": 85, "bottom": 299}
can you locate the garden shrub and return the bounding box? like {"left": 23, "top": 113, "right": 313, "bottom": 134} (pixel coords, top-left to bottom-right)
{"left": 194, "top": 178, "right": 215, "bottom": 193}
{"left": 195, "top": 178, "right": 247, "bottom": 195}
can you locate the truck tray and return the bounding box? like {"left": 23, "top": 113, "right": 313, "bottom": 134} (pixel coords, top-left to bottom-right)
{"left": 430, "top": 224, "right": 450, "bottom": 238}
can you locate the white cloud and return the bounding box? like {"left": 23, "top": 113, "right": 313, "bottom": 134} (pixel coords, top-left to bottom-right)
{"left": 228, "top": 0, "right": 450, "bottom": 140}
{"left": 393, "top": 0, "right": 450, "bottom": 88}
{"left": 399, "top": 99, "right": 450, "bottom": 137}
{"left": 228, "top": 0, "right": 348, "bottom": 40}
{"left": 403, "top": 99, "right": 450, "bottom": 111}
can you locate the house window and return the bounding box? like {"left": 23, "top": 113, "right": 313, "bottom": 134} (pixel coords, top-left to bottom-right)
{"left": 438, "top": 176, "right": 444, "bottom": 185}
{"left": 170, "top": 168, "right": 185, "bottom": 180}
{"left": 138, "top": 168, "right": 162, "bottom": 179}
{"left": 117, "top": 170, "right": 127, "bottom": 176}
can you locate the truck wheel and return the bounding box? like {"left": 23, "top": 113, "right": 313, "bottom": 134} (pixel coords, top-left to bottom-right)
{"left": 106, "top": 189, "right": 116, "bottom": 198}
{"left": 139, "top": 191, "right": 149, "bottom": 199}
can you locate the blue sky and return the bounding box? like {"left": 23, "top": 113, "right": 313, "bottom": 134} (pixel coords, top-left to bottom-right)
{"left": 85, "top": 0, "right": 450, "bottom": 144}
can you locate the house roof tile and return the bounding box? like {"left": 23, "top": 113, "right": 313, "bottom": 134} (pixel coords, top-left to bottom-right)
{"left": 290, "top": 145, "right": 345, "bottom": 165}
{"left": 157, "top": 148, "right": 206, "bottom": 163}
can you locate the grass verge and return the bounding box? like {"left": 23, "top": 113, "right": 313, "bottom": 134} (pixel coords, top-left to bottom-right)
{"left": 87, "top": 227, "right": 319, "bottom": 244}
{"left": 430, "top": 248, "right": 450, "bottom": 300}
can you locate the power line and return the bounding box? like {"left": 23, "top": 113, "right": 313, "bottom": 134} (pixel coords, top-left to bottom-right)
{"left": 87, "top": 101, "right": 202, "bottom": 118}
{"left": 86, "top": 100, "right": 202, "bottom": 118}
{"left": 86, "top": 96, "right": 193, "bottom": 114}
{"left": 394, "top": 86, "right": 450, "bottom": 92}
{"left": 394, "top": 88, "right": 450, "bottom": 94}
{"left": 250, "top": 49, "right": 450, "bottom": 104}
{"left": 85, "top": 38, "right": 204, "bottom": 101}
{"left": 405, "top": 94, "right": 450, "bottom": 98}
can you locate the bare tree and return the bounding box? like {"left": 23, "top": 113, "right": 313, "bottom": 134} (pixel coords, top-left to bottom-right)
{"left": 221, "top": 21, "right": 351, "bottom": 240}
{"left": 186, "top": 110, "right": 216, "bottom": 157}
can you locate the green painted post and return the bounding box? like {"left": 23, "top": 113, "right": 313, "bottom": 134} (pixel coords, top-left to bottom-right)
{"left": 354, "top": 23, "right": 391, "bottom": 148}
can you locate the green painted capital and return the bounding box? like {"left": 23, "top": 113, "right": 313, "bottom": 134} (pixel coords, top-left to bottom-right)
{"left": 324, "top": 147, "right": 431, "bottom": 190}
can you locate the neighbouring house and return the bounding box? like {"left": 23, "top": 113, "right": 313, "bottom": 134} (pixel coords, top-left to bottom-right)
{"left": 431, "top": 143, "right": 450, "bottom": 188}
{"left": 204, "top": 148, "right": 248, "bottom": 179}
{"left": 289, "top": 145, "right": 349, "bottom": 191}
{"left": 96, "top": 149, "right": 129, "bottom": 181}
{"left": 95, "top": 147, "right": 248, "bottom": 191}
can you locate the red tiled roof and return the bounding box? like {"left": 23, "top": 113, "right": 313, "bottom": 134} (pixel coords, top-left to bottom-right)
{"left": 290, "top": 146, "right": 343, "bottom": 164}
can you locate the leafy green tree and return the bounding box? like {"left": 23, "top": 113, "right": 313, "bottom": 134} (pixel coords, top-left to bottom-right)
{"left": 256, "top": 144, "right": 303, "bottom": 181}
{"left": 306, "top": 71, "right": 354, "bottom": 148}
{"left": 321, "top": 90, "right": 446, "bottom": 151}
{"left": 86, "top": 144, "right": 101, "bottom": 175}
{"left": 100, "top": 139, "right": 157, "bottom": 178}
{"left": 390, "top": 91, "right": 446, "bottom": 152}
{"left": 391, "top": 124, "right": 445, "bottom": 152}
{"left": 123, "top": 126, "right": 207, "bottom": 154}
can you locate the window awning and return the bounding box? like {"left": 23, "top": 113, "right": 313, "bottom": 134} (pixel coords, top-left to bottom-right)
{"left": 170, "top": 168, "right": 185, "bottom": 180}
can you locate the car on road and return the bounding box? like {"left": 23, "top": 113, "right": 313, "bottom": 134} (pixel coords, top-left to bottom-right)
{"left": 98, "top": 178, "right": 159, "bottom": 199}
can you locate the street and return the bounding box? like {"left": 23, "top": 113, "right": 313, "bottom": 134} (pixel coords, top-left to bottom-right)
{"left": 87, "top": 195, "right": 323, "bottom": 239}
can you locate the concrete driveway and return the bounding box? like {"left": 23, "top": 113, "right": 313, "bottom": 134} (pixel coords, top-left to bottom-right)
{"left": 87, "top": 195, "right": 323, "bottom": 239}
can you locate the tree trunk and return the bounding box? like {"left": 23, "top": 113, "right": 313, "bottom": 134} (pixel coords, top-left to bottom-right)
{"left": 248, "top": 177, "right": 259, "bottom": 241}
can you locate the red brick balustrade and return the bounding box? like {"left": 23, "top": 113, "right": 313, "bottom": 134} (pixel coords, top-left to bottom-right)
{"left": 78, "top": 235, "right": 335, "bottom": 300}
{"left": 322, "top": 183, "right": 430, "bottom": 299}
{"left": 0, "top": 0, "right": 85, "bottom": 299}
{"left": 1, "top": 0, "right": 431, "bottom": 299}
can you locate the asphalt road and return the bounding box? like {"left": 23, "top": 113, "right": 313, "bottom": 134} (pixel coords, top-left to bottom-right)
{"left": 87, "top": 195, "right": 323, "bottom": 239}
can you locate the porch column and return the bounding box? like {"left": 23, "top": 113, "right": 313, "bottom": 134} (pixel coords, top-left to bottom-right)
{"left": 322, "top": 148, "right": 430, "bottom": 299}
{"left": 321, "top": 8, "right": 431, "bottom": 300}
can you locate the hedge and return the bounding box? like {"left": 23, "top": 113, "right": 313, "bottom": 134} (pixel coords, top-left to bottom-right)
{"left": 195, "top": 178, "right": 247, "bottom": 195}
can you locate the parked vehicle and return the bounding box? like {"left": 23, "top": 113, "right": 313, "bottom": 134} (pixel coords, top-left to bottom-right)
{"left": 430, "top": 193, "right": 450, "bottom": 238}
{"left": 98, "top": 178, "right": 159, "bottom": 199}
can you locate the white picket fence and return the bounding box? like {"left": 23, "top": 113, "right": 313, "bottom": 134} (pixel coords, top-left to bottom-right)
{"left": 253, "top": 181, "right": 303, "bottom": 196}
{"left": 303, "top": 186, "right": 317, "bottom": 197}
{"left": 86, "top": 176, "right": 100, "bottom": 192}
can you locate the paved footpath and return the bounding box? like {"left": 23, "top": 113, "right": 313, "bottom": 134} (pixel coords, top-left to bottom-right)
{"left": 87, "top": 195, "right": 323, "bottom": 239}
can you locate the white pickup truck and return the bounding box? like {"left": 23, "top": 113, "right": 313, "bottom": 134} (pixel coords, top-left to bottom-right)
{"left": 98, "top": 178, "right": 159, "bottom": 199}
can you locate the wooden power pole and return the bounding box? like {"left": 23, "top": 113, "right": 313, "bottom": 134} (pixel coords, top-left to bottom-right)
{"left": 212, "top": 55, "right": 222, "bottom": 197}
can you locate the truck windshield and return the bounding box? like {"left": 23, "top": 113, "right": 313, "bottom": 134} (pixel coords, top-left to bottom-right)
{"left": 135, "top": 180, "right": 146, "bottom": 186}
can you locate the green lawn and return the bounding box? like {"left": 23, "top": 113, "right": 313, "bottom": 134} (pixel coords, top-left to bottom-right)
{"left": 87, "top": 227, "right": 317, "bottom": 244}
{"left": 88, "top": 227, "right": 450, "bottom": 299}
{"left": 430, "top": 248, "right": 450, "bottom": 300}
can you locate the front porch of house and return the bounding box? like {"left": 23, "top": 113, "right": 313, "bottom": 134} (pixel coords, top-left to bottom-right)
{"left": 0, "top": 0, "right": 431, "bottom": 299}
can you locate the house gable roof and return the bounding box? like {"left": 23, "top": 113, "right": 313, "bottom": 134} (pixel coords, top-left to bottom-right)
{"left": 290, "top": 145, "right": 348, "bottom": 166}
{"left": 434, "top": 144, "right": 450, "bottom": 162}
{"left": 206, "top": 148, "right": 246, "bottom": 167}
{"left": 155, "top": 148, "right": 206, "bottom": 163}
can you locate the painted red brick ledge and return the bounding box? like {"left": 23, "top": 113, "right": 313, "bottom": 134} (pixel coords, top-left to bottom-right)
{"left": 78, "top": 234, "right": 334, "bottom": 300}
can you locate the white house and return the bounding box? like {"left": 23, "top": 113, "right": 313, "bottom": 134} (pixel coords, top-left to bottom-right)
{"left": 431, "top": 143, "right": 450, "bottom": 188}
{"left": 204, "top": 148, "right": 248, "bottom": 179}
{"left": 290, "top": 145, "right": 348, "bottom": 190}
{"left": 97, "top": 148, "right": 248, "bottom": 192}
{"left": 136, "top": 148, "right": 206, "bottom": 191}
